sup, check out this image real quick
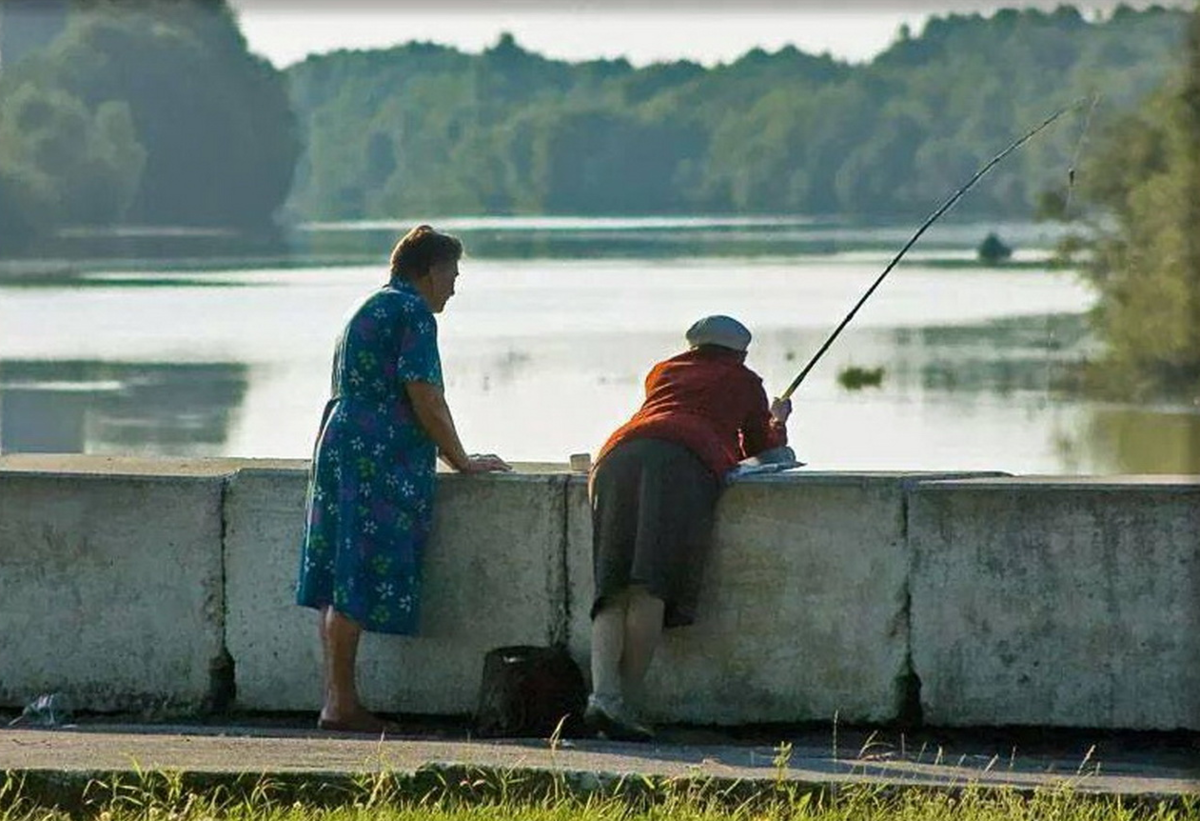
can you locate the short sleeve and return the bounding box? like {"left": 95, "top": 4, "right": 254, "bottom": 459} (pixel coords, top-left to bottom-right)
{"left": 396, "top": 307, "right": 442, "bottom": 387}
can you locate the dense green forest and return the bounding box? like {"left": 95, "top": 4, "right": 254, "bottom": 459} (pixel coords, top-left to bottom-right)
{"left": 0, "top": 3, "right": 1187, "bottom": 241}
{"left": 284, "top": 6, "right": 1187, "bottom": 222}
{"left": 0, "top": 0, "right": 297, "bottom": 251}
{"left": 1074, "top": 8, "right": 1200, "bottom": 398}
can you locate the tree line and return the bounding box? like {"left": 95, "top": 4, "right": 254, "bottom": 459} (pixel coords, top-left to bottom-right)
{"left": 284, "top": 7, "right": 1187, "bottom": 222}
{"left": 0, "top": 3, "right": 1187, "bottom": 242}
{"left": 0, "top": 0, "right": 297, "bottom": 252}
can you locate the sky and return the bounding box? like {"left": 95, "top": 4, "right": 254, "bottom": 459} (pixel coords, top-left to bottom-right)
{"left": 229, "top": 0, "right": 1182, "bottom": 70}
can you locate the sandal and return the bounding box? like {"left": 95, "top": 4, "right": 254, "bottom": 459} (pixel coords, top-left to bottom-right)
{"left": 317, "top": 711, "right": 397, "bottom": 735}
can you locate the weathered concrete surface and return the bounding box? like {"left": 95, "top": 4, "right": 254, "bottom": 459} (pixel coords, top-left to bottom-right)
{"left": 224, "top": 467, "right": 569, "bottom": 715}
{"left": 222, "top": 466, "right": 313, "bottom": 712}
{"left": 568, "top": 473, "right": 926, "bottom": 725}
{"left": 910, "top": 477, "right": 1200, "bottom": 730}
{"left": 0, "top": 461, "right": 230, "bottom": 712}
{"left": 2, "top": 725, "right": 1197, "bottom": 797}
{"left": 0, "top": 454, "right": 301, "bottom": 476}
{"left": 4, "top": 456, "right": 1199, "bottom": 732}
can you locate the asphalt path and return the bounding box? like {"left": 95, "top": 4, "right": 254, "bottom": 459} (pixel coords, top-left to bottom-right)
{"left": 2, "top": 722, "right": 1197, "bottom": 801}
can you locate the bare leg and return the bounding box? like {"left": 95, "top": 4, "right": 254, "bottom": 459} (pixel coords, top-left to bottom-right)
{"left": 586, "top": 587, "right": 653, "bottom": 740}
{"left": 319, "top": 607, "right": 388, "bottom": 732}
{"left": 590, "top": 589, "right": 629, "bottom": 699}
{"left": 620, "top": 585, "right": 665, "bottom": 706}
{"left": 318, "top": 606, "right": 331, "bottom": 705}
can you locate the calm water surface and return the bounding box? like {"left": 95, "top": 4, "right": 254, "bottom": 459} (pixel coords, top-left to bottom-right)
{"left": 2, "top": 218, "right": 1198, "bottom": 474}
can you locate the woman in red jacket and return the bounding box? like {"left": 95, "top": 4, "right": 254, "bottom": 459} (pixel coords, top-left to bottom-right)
{"left": 585, "top": 315, "right": 791, "bottom": 741}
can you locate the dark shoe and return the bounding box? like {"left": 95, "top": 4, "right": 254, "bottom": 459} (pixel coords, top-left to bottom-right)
{"left": 584, "top": 694, "right": 655, "bottom": 742}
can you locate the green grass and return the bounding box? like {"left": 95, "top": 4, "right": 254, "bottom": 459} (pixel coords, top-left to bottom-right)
{"left": 2, "top": 769, "right": 1196, "bottom": 821}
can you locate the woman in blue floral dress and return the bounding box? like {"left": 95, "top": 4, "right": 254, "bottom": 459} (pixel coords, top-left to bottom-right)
{"left": 297, "top": 225, "right": 510, "bottom": 734}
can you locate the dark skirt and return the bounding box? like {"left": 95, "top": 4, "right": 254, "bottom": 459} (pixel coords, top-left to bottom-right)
{"left": 590, "top": 437, "right": 721, "bottom": 628}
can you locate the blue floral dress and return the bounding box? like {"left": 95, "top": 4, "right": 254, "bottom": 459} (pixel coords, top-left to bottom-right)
{"left": 296, "top": 278, "right": 442, "bottom": 635}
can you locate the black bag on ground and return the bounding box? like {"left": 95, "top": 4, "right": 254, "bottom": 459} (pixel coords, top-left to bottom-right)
{"left": 474, "top": 645, "right": 588, "bottom": 738}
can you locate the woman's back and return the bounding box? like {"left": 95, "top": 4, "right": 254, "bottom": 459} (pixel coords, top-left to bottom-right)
{"left": 597, "top": 347, "right": 784, "bottom": 477}
{"left": 331, "top": 283, "right": 440, "bottom": 404}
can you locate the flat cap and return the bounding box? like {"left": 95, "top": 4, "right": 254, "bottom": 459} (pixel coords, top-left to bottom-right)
{"left": 685, "top": 315, "right": 751, "bottom": 352}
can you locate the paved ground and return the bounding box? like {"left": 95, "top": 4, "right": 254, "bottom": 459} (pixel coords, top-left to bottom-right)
{"left": 2, "top": 720, "right": 1197, "bottom": 802}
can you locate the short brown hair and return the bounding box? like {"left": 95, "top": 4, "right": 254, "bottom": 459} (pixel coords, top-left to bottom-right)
{"left": 389, "top": 225, "right": 463, "bottom": 281}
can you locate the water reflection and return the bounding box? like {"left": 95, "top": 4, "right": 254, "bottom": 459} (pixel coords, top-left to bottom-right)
{"left": 25, "top": 226, "right": 288, "bottom": 263}
{"left": 1, "top": 216, "right": 1074, "bottom": 280}
{"left": 892, "top": 313, "right": 1093, "bottom": 397}
{"left": 290, "top": 217, "right": 1075, "bottom": 263}
{"left": 0, "top": 216, "right": 1194, "bottom": 474}
{"left": 1060, "top": 408, "right": 1200, "bottom": 474}
{"left": 0, "top": 361, "right": 248, "bottom": 456}
{"left": 880, "top": 314, "right": 1200, "bottom": 474}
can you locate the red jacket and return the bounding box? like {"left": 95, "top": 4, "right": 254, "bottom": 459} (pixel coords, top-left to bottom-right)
{"left": 596, "top": 348, "right": 787, "bottom": 478}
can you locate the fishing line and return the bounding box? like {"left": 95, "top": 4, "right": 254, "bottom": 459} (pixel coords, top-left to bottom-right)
{"left": 1062, "top": 93, "right": 1101, "bottom": 220}
{"left": 1038, "top": 92, "right": 1100, "bottom": 407}
{"left": 779, "top": 96, "right": 1097, "bottom": 402}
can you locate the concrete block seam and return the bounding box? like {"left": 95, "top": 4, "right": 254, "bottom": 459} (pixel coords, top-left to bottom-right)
{"left": 896, "top": 481, "right": 922, "bottom": 727}
{"left": 209, "top": 473, "right": 236, "bottom": 713}
{"left": 550, "top": 475, "right": 571, "bottom": 649}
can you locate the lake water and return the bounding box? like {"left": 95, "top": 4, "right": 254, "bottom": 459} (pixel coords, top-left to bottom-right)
{"left": 2, "top": 216, "right": 1199, "bottom": 474}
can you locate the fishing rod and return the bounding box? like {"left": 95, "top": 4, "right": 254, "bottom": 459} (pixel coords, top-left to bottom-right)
{"left": 778, "top": 95, "right": 1098, "bottom": 402}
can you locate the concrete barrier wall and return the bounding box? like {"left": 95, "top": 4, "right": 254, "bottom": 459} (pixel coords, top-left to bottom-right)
{"left": 224, "top": 467, "right": 568, "bottom": 715}
{"left": 566, "top": 473, "right": 915, "bottom": 725}
{"left": 1, "top": 456, "right": 1197, "bottom": 730}
{"left": 910, "top": 477, "right": 1200, "bottom": 731}
{"left": 0, "top": 459, "right": 232, "bottom": 712}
